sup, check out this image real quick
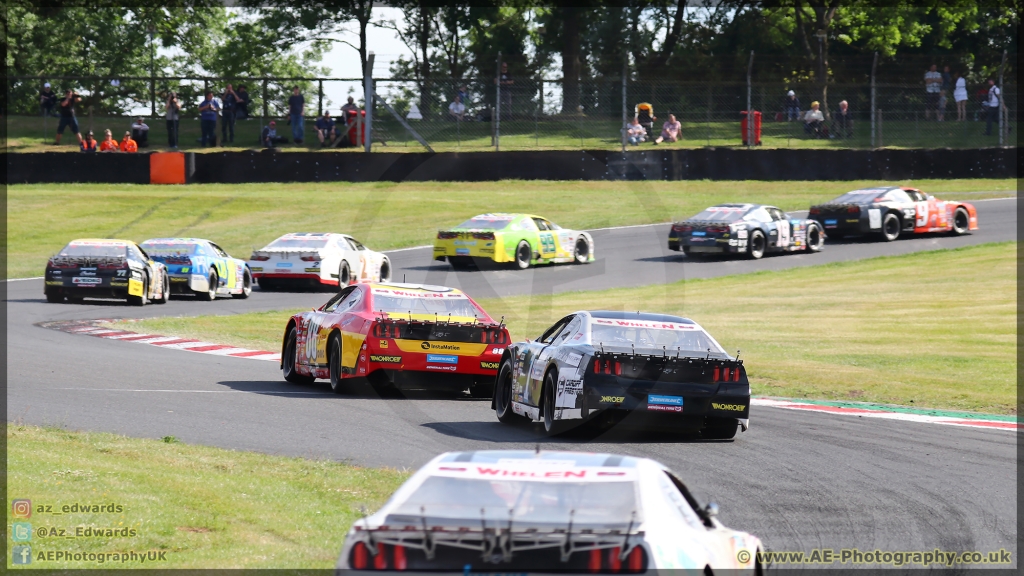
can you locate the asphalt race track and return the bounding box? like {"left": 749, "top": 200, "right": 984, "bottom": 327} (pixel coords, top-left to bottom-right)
{"left": 6, "top": 197, "right": 1017, "bottom": 564}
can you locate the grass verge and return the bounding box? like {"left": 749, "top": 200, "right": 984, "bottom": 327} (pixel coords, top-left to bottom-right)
{"left": 7, "top": 179, "right": 1015, "bottom": 279}
{"left": 116, "top": 242, "right": 1017, "bottom": 415}
{"left": 6, "top": 424, "right": 408, "bottom": 569}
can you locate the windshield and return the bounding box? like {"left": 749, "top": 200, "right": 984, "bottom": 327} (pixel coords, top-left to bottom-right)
{"left": 266, "top": 237, "right": 329, "bottom": 249}
{"left": 59, "top": 243, "right": 127, "bottom": 258}
{"left": 687, "top": 206, "right": 750, "bottom": 223}
{"left": 590, "top": 319, "right": 725, "bottom": 354}
{"left": 830, "top": 190, "right": 886, "bottom": 204}
{"left": 454, "top": 215, "right": 515, "bottom": 230}
{"left": 370, "top": 287, "right": 483, "bottom": 318}
{"left": 140, "top": 242, "right": 197, "bottom": 255}
{"left": 390, "top": 475, "right": 638, "bottom": 527}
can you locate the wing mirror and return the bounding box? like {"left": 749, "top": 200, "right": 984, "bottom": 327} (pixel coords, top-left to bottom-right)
{"left": 704, "top": 502, "right": 719, "bottom": 518}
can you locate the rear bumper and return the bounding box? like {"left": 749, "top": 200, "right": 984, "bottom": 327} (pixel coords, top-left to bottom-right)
{"left": 581, "top": 378, "right": 750, "bottom": 420}
{"left": 254, "top": 272, "right": 336, "bottom": 286}
{"left": 669, "top": 231, "right": 744, "bottom": 253}
{"left": 45, "top": 281, "right": 129, "bottom": 300}
{"left": 433, "top": 239, "right": 504, "bottom": 262}
{"left": 811, "top": 214, "right": 870, "bottom": 235}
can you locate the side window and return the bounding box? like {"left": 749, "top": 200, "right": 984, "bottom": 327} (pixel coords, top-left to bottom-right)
{"left": 885, "top": 190, "right": 912, "bottom": 203}
{"left": 551, "top": 316, "right": 581, "bottom": 346}
{"left": 539, "top": 317, "right": 572, "bottom": 344}
{"left": 660, "top": 472, "right": 710, "bottom": 530}
{"left": 129, "top": 245, "right": 146, "bottom": 261}
{"left": 349, "top": 238, "right": 367, "bottom": 251}
{"left": 767, "top": 208, "right": 784, "bottom": 221}
{"left": 209, "top": 242, "right": 229, "bottom": 258}
{"left": 544, "top": 219, "right": 561, "bottom": 230}
{"left": 745, "top": 208, "right": 772, "bottom": 223}
{"left": 532, "top": 217, "right": 549, "bottom": 231}
{"left": 324, "top": 286, "right": 358, "bottom": 312}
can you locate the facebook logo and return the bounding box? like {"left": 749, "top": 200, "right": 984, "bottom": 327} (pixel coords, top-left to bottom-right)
{"left": 12, "top": 545, "right": 32, "bottom": 565}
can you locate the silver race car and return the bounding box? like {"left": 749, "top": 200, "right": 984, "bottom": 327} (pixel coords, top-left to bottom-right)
{"left": 335, "top": 450, "right": 764, "bottom": 574}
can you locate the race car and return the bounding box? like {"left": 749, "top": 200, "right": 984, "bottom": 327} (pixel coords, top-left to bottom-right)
{"left": 433, "top": 213, "right": 595, "bottom": 269}
{"left": 668, "top": 203, "right": 824, "bottom": 259}
{"left": 494, "top": 310, "right": 749, "bottom": 438}
{"left": 281, "top": 282, "right": 509, "bottom": 396}
{"left": 808, "top": 186, "right": 978, "bottom": 241}
{"left": 140, "top": 238, "right": 252, "bottom": 300}
{"left": 249, "top": 232, "right": 391, "bottom": 290}
{"left": 336, "top": 450, "right": 765, "bottom": 574}
{"left": 44, "top": 239, "right": 170, "bottom": 306}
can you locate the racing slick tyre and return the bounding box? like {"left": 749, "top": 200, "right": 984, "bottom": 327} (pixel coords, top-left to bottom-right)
{"left": 338, "top": 262, "right": 351, "bottom": 288}
{"left": 328, "top": 333, "right": 346, "bottom": 394}
{"left": 951, "top": 207, "right": 970, "bottom": 235}
{"left": 747, "top": 230, "right": 766, "bottom": 259}
{"left": 573, "top": 238, "right": 590, "bottom": 264}
{"left": 45, "top": 293, "right": 64, "bottom": 303}
{"left": 283, "top": 326, "right": 315, "bottom": 385}
{"left": 127, "top": 276, "right": 149, "bottom": 306}
{"left": 541, "top": 370, "right": 570, "bottom": 436}
{"left": 495, "top": 361, "right": 528, "bottom": 424}
{"left": 379, "top": 259, "right": 392, "bottom": 282}
{"left": 233, "top": 268, "right": 253, "bottom": 299}
{"left": 702, "top": 417, "right": 739, "bottom": 440}
{"left": 881, "top": 212, "right": 901, "bottom": 242}
{"left": 153, "top": 273, "right": 170, "bottom": 304}
{"left": 197, "top": 271, "right": 218, "bottom": 301}
{"left": 514, "top": 241, "right": 532, "bottom": 270}
{"left": 806, "top": 224, "right": 825, "bottom": 252}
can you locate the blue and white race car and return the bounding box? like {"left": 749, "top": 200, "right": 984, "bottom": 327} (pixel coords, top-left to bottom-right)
{"left": 139, "top": 238, "right": 252, "bottom": 300}
{"left": 336, "top": 450, "right": 765, "bottom": 574}
{"left": 668, "top": 203, "right": 824, "bottom": 259}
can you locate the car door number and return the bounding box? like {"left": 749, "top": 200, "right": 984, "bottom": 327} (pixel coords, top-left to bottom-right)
{"left": 777, "top": 221, "right": 791, "bottom": 247}
{"left": 539, "top": 233, "right": 556, "bottom": 255}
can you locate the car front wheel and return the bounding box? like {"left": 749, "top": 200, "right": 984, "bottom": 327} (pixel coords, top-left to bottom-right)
{"left": 542, "top": 370, "right": 569, "bottom": 436}
{"left": 951, "top": 207, "right": 970, "bottom": 235}
{"left": 495, "top": 361, "right": 527, "bottom": 424}
{"left": 573, "top": 238, "right": 590, "bottom": 264}
{"left": 283, "top": 326, "right": 315, "bottom": 385}
{"left": 328, "top": 334, "right": 345, "bottom": 394}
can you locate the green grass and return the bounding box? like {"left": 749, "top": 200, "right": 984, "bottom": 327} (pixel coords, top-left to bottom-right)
{"left": 6, "top": 424, "right": 408, "bottom": 569}
{"left": 5, "top": 114, "right": 1008, "bottom": 153}
{"left": 6, "top": 179, "right": 1014, "bottom": 279}
{"left": 116, "top": 242, "right": 1017, "bottom": 415}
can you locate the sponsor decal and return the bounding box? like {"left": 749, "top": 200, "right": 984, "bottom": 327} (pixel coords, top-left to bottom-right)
{"left": 431, "top": 464, "right": 637, "bottom": 482}
{"left": 711, "top": 402, "right": 746, "bottom": 412}
{"left": 490, "top": 347, "right": 505, "bottom": 355}
{"left": 824, "top": 219, "right": 838, "bottom": 227}
{"left": 648, "top": 394, "right": 683, "bottom": 406}
{"left": 372, "top": 287, "right": 466, "bottom": 299}
{"left": 601, "top": 396, "right": 625, "bottom": 403}
{"left": 369, "top": 355, "right": 402, "bottom": 364}
{"left": 275, "top": 262, "right": 293, "bottom": 267}
{"left": 304, "top": 268, "right": 320, "bottom": 273}
{"left": 648, "top": 404, "right": 683, "bottom": 413}
{"left": 845, "top": 219, "right": 859, "bottom": 223}
{"left": 556, "top": 350, "right": 583, "bottom": 367}
{"left": 379, "top": 340, "right": 388, "bottom": 348}
{"left": 45, "top": 280, "right": 62, "bottom": 286}
{"left": 79, "top": 270, "right": 96, "bottom": 276}
{"left": 453, "top": 240, "right": 477, "bottom": 246}
{"left": 170, "top": 276, "right": 189, "bottom": 282}
{"left": 110, "top": 280, "right": 128, "bottom": 287}
{"left": 250, "top": 266, "right": 263, "bottom": 272}
{"left": 456, "top": 248, "right": 470, "bottom": 255}
{"left": 480, "top": 361, "right": 500, "bottom": 370}
{"left": 868, "top": 208, "right": 882, "bottom": 229}
{"left": 72, "top": 277, "right": 102, "bottom": 285}
{"left": 426, "top": 354, "right": 458, "bottom": 364}
{"left": 691, "top": 231, "right": 706, "bottom": 236}
{"left": 422, "top": 342, "right": 459, "bottom": 351}
{"left": 592, "top": 318, "right": 698, "bottom": 331}
{"left": 425, "top": 365, "right": 458, "bottom": 372}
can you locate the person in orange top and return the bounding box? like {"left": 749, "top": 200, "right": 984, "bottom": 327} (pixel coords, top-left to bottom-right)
{"left": 119, "top": 131, "right": 138, "bottom": 153}
{"left": 98, "top": 129, "right": 119, "bottom": 152}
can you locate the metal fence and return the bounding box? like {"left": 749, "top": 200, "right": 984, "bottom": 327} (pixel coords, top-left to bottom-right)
{"left": 8, "top": 69, "right": 1015, "bottom": 152}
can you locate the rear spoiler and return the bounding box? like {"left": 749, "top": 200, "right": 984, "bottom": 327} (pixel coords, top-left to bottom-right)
{"left": 48, "top": 255, "right": 127, "bottom": 268}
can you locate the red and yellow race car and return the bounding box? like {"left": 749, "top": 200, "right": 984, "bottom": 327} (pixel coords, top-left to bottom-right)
{"left": 281, "top": 283, "right": 509, "bottom": 397}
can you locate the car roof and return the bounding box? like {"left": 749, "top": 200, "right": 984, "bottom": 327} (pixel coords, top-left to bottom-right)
{"left": 709, "top": 203, "right": 758, "bottom": 210}
{"left": 140, "top": 237, "right": 208, "bottom": 244}
{"left": 436, "top": 450, "right": 645, "bottom": 468}
{"left": 843, "top": 187, "right": 898, "bottom": 195}
{"left": 587, "top": 310, "right": 695, "bottom": 324}
{"left": 278, "top": 232, "right": 340, "bottom": 237}
{"left": 368, "top": 282, "right": 466, "bottom": 296}
{"left": 68, "top": 239, "right": 134, "bottom": 246}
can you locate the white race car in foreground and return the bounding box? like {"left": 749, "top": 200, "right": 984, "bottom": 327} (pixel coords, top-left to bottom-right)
{"left": 248, "top": 232, "right": 391, "bottom": 290}
{"left": 336, "top": 450, "right": 764, "bottom": 574}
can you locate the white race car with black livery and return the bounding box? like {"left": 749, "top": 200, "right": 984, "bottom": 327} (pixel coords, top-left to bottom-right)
{"left": 249, "top": 232, "right": 392, "bottom": 291}
{"left": 493, "top": 311, "right": 749, "bottom": 438}
{"left": 335, "top": 450, "right": 765, "bottom": 574}
{"left": 668, "top": 203, "right": 824, "bottom": 259}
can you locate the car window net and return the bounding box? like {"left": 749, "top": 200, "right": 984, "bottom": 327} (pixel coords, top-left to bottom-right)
{"left": 59, "top": 244, "right": 127, "bottom": 257}
{"left": 591, "top": 325, "right": 725, "bottom": 354}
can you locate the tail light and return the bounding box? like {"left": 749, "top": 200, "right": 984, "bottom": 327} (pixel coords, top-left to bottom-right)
{"left": 809, "top": 207, "right": 820, "bottom": 215}
{"left": 162, "top": 256, "right": 191, "bottom": 265}
{"left": 392, "top": 545, "right": 406, "bottom": 570}
{"left": 479, "top": 329, "right": 507, "bottom": 344}
{"left": 250, "top": 254, "right": 270, "bottom": 261}
{"left": 672, "top": 224, "right": 692, "bottom": 233}
{"left": 351, "top": 542, "right": 368, "bottom": 569}
{"left": 300, "top": 256, "right": 320, "bottom": 262}
{"left": 733, "top": 366, "right": 741, "bottom": 382}
{"left": 713, "top": 364, "right": 742, "bottom": 383}
{"left": 587, "top": 546, "right": 647, "bottom": 573}
{"left": 847, "top": 205, "right": 861, "bottom": 214}
{"left": 706, "top": 226, "right": 729, "bottom": 233}
{"left": 472, "top": 232, "right": 495, "bottom": 240}
{"left": 437, "top": 231, "right": 458, "bottom": 239}
{"left": 373, "top": 544, "right": 388, "bottom": 570}
{"left": 594, "top": 359, "right": 622, "bottom": 376}
{"left": 349, "top": 541, "right": 408, "bottom": 571}
{"left": 98, "top": 260, "right": 129, "bottom": 270}
{"left": 608, "top": 547, "right": 621, "bottom": 572}
{"left": 373, "top": 323, "right": 401, "bottom": 339}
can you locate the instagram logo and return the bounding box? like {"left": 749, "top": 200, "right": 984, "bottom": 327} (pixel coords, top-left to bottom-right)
{"left": 12, "top": 499, "right": 31, "bottom": 518}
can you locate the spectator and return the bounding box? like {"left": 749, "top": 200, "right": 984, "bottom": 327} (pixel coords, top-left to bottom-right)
{"left": 341, "top": 96, "right": 358, "bottom": 115}
{"left": 458, "top": 84, "right": 469, "bottom": 104}
{"left": 55, "top": 89, "right": 83, "bottom": 145}
{"left": 448, "top": 95, "right": 466, "bottom": 121}
{"left": 98, "top": 129, "right": 119, "bottom": 152}
{"left": 626, "top": 117, "right": 646, "bottom": 145}
{"left": 941, "top": 65, "right": 953, "bottom": 93}
{"left": 832, "top": 100, "right": 853, "bottom": 138}
{"left": 803, "top": 101, "right": 825, "bottom": 137}
{"left": 924, "top": 64, "right": 941, "bottom": 119}
{"left": 199, "top": 91, "right": 219, "bottom": 146}
{"left": 937, "top": 90, "right": 947, "bottom": 122}
{"left": 80, "top": 131, "right": 97, "bottom": 152}
{"left": 497, "top": 62, "right": 513, "bottom": 119}
{"left": 635, "top": 102, "right": 655, "bottom": 139}
{"left": 654, "top": 113, "right": 681, "bottom": 144}
{"left": 983, "top": 79, "right": 1001, "bottom": 136}
{"left": 165, "top": 91, "right": 181, "bottom": 148}
{"left": 261, "top": 120, "right": 289, "bottom": 148}
{"left": 288, "top": 86, "right": 305, "bottom": 144}
{"left": 120, "top": 131, "right": 138, "bottom": 153}
{"left": 953, "top": 72, "right": 968, "bottom": 122}
{"left": 40, "top": 82, "right": 58, "bottom": 117}
{"left": 131, "top": 117, "right": 149, "bottom": 147}
{"left": 235, "top": 85, "right": 251, "bottom": 119}
{"left": 221, "top": 83, "right": 239, "bottom": 144}
{"left": 315, "top": 111, "right": 336, "bottom": 147}
{"left": 784, "top": 90, "right": 801, "bottom": 121}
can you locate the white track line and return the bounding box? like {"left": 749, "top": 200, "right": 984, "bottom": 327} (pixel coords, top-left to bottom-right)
{"left": 753, "top": 398, "right": 1016, "bottom": 432}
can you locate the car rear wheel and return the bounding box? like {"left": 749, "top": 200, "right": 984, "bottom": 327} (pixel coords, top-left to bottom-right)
{"left": 951, "top": 207, "right": 970, "bottom": 235}
{"left": 338, "top": 262, "right": 351, "bottom": 288}
{"left": 127, "top": 276, "right": 148, "bottom": 306}
{"left": 328, "top": 334, "right": 345, "bottom": 394}
{"left": 573, "top": 238, "right": 589, "bottom": 264}
{"left": 495, "top": 361, "right": 527, "bottom": 424}
{"left": 881, "top": 213, "right": 901, "bottom": 242}
{"left": 45, "top": 293, "right": 64, "bottom": 303}
{"left": 542, "top": 370, "right": 569, "bottom": 436}
{"left": 196, "top": 271, "right": 217, "bottom": 301}
{"left": 233, "top": 268, "right": 252, "bottom": 299}
{"left": 514, "top": 241, "right": 532, "bottom": 270}
{"left": 153, "top": 273, "right": 170, "bottom": 304}
{"left": 283, "top": 326, "right": 315, "bottom": 385}
{"left": 806, "top": 224, "right": 824, "bottom": 252}
{"left": 702, "top": 417, "right": 738, "bottom": 440}
{"left": 748, "top": 230, "right": 766, "bottom": 259}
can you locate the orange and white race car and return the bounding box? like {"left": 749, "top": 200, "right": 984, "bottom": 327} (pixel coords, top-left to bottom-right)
{"left": 808, "top": 187, "right": 978, "bottom": 241}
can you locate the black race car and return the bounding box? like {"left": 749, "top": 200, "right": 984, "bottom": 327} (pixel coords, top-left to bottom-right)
{"left": 44, "top": 239, "right": 170, "bottom": 305}
{"left": 668, "top": 203, "right": 824, "bottom": 259}
{"left": 493, "top": 310, "right": 749, "bottom": 438}
{"left": 808, "top": 186, "right": 978, "bottom": 241}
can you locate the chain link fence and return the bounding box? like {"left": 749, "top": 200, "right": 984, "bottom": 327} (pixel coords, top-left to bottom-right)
{"left": 7, "top": 69, "right": 1015, "bottom": 152}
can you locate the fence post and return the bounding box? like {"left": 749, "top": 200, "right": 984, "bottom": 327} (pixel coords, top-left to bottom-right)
{"left": 621, "top": 59, "right": 627, "bottom": 152}
{"left": 746, "top": 50, "right": 754, "bottom": 148}
{"left": 870, "top": 51, "right": 877, "bottom": 149}
{"left": 318, "top": 79, "right": 324, "bottom": 117}
{"left": 262, "top": 78, "right": 269, "bottom": 121}
{"left": 878, "top": 109, "right": 882, "bottom": 148}
{"left": 997, "top": 49, "right": 1007, "bottom": 147}
{"left": 364, "top": 52, "right": 374, "bottom": 153}
{"left": 495, "top": 51, "right": 502, "bottom": 152}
